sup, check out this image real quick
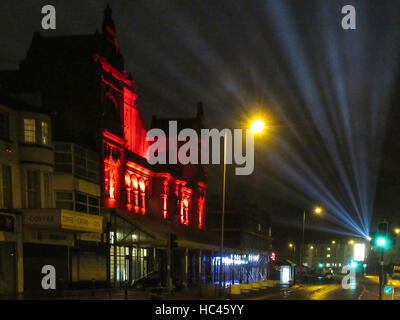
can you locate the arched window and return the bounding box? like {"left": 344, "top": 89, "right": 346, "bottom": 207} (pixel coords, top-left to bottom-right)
{"left": 131, "top": 175, "right": 139, "bottom": 213}
{"left": 138, "top": 178, "right": 146, "bottom": 214}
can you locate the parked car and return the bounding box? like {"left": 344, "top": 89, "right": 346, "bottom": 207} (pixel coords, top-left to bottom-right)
{"left": 131, "top": 271, "right": 183, "bottom": 291}
{"left": 324, "top": 272, "right": 335, "bottom": 281}
{"left": 131, "top": 271, "right": 163, "bottom": 290}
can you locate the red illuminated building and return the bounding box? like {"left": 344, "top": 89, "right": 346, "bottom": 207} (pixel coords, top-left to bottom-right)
{"left": 0, "top": 4, "right": 271, "bottom": 292}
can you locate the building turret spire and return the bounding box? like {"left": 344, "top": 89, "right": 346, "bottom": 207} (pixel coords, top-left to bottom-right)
{"left": 102, "top": 3, "right": 119, "bottom": 51}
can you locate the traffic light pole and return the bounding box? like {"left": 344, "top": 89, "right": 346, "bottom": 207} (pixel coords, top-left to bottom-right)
{"left": 167, "top": 219, "right": 172, "bottom": 295}
{"left": 379, "top": 248, "right": 384, "bottom": 300}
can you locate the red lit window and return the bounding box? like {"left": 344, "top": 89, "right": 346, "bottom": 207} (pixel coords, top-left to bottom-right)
{"left": 138, "top": 178, "right": 146, "bottom": 215}
{"left": 131, "top": 175, "right": 139, "bottom": 213}
{"left": 162, "top": 180, "right": 169, "bottom": 219}
{"left": 103, "top": 141, "right": 121, "bottom": 208}
{"left": 198, "top": 190, "right": 205, "bottom": 229}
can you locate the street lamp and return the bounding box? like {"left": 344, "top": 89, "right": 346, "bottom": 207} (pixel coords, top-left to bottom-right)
{"left": 394, "top": 228, "right": 400, "bottom": 235}
{"left": 251, "top": 119, "right": 265, "bottom": 134}
{"left": 299, "top": 206, "right": 323, "bottom": 280}
{"left": 288, "top": 243, "right": 295, "bottom": 257}
{"left": 314, "top": 207, "right": 322, "bottom": 215}
{"left": 219, "top": 119, "right": 266, "bottom": 292}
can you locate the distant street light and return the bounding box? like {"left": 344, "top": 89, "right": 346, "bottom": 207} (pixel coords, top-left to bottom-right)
{"left": 314, "top": 207, "right": 322, "bottom": 215}
{"left": 395, "top": 228, "right": 400, "bottom": 235}
{"left": 299, "top": 206, "right": 323, "bottom": 279}
{"left": 348, "top": 240, "right": 355, "bottom": 245}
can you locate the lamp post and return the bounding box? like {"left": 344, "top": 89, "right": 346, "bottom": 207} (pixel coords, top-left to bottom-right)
{"left": 219, "top": 119, "right": 265, "bottom": 294}
{"left": 289, "top": 243, "right": 296, "bottom": 258}
{"left": 299, "top": 206, "right": 322, "bottom": 281}
{"left": 219, "top": 131, "right": 227, "bottom": 293}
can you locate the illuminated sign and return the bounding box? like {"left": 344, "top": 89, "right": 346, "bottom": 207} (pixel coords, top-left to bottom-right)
{"left": 354, "top": 243, "right": 365, "bottom": 261}
{"left": 281, "top": 266, "right": 291, "bottom": 284}
{"left": 24, "top": 210, "right": 103, "bottom": 233}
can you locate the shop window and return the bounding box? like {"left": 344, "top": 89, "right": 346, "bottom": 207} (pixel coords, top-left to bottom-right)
{"left": 54, "top": 143, "right": 73, "bottom": 173}
{"left": 43, "top": 172, "right": 53, "bottom": 208}
{"left": 27, "top": 170, "right": 41, "bottom": 208}
{"left": 54, "top": 142, "right": 99, "bottom": 182}
{"left": 0, "top": 112, "right": 9, "bottom": 140}
{"left": 74, "top": 191, "right": 100, "bottom": 214}
{"left": 2, "top": 165, "right": 12, "bottom": 208}
{"left": 24, "top": 119, "right": 36, "bottom": 143}
{"left": 41, "top": 121, "right": 49, "bottom": 145}
{"left": 56, "top": 191, "right": 73, "bottom": 210}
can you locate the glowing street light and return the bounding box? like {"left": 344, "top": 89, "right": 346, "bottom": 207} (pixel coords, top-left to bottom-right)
{"left": 331, "top": 240, "right": 336, "bottom": 245}
{"left": 348, "top": 240, "right": 355, "bottom": 245}
{"left": 289, "top": 243, "right": 294, "bottom": 248}
{"left": 251, "top": 119, "right": 265, "bottom": 134}
{"left": 299, "top": 205, "right": 323, "bottom": 277}
{"left": 220, "top": 117, "right": 266, "bottom": 293}
{"left": 395, "top": 228, "right": 400, "bottom": 235}
{"left": 314, "top": 206, "right": 323, "bottom": 215}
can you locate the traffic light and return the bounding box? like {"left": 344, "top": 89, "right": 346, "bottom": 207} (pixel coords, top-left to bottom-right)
{"left": 378, "top": 220, "right": 389, "bottom": 235}
{"left": 373, "top": 220, "right": 392, "bottom": 250}
{"left": 374, "top": 235, "right": 391, "bottom": 249}
{"left": 270, "top": 252, "right": 276, "bottom": 262}
{"left": 318, "top": 263, "right": 324, "bottom": 268}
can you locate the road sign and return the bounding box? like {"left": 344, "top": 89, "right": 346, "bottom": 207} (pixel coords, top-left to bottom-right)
{"left": 384, "top": 285, "right": 393, "bottom": 295}
{"left": 382, "top": 285, "right": 394, "bottom": 300}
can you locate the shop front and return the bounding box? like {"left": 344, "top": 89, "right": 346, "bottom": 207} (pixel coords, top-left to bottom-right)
{"left": 211, "top": 252, "right": 269, "bottom": 286}
{"left": 23, "top": 209, "right": 103, "bottom": 293}
{"left": 106, "top": 211, "right": 165, "bottom": 288}
{"left": 0, "top": 212, "right": 22, "bottom": 297}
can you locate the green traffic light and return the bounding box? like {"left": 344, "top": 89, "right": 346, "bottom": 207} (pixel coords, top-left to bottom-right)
{"left": 318, "top": 263, "right": 324, "bottom": 268}
{"left": 375, "top": 235, "right": 391, "bottom": 249}
{"left": 377, "top": 237, "right": 386, "bottom": 247}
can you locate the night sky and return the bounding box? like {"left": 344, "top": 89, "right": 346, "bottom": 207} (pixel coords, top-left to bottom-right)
{"left": 1, "top": 0, "right": 400, "bottom": 240}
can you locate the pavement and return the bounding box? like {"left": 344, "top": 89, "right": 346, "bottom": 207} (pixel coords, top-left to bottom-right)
{"left": 5, "top": 274, "right": 398, "bottom": 300}
{"left": 254, "top": 274, "right": 400, "bottom": 300}
{"left": 12, "top": 286, "right": 227, "bottom": 300}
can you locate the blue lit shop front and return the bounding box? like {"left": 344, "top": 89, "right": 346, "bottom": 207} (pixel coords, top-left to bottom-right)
{"left": 212, "top": 253, "right": 268, "bottom": 286}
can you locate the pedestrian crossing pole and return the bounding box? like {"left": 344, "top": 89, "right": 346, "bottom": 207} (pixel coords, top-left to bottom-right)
{"left": 379, "top": 249, "right": 384, "bottom": 300}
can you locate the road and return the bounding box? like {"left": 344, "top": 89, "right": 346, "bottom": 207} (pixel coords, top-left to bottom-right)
{"left": 254, "top": 275, "right": 398, "bottom": 300}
